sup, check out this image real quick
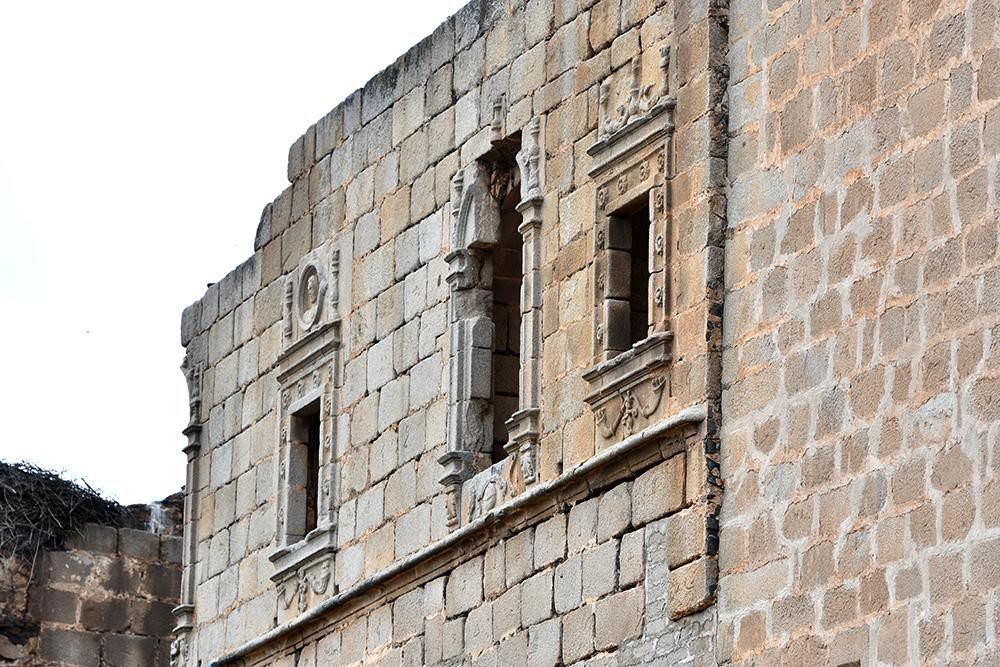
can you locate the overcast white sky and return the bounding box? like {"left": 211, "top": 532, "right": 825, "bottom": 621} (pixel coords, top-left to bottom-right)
{"left": 0, "top": 1, "right": 467, "bottom": 504}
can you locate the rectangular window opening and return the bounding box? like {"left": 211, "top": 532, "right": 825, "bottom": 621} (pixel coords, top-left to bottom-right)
{"left": 629, "top": 208, "right": 650, "bottom": 346}
{"left": 607, "top": 196, "right": 652, "bottom": 353}
{"left": 491, "top": 188, "right": 523, "bottom": 463}
{"left": 289, "top": 400, "right": 321, "bottom": 539}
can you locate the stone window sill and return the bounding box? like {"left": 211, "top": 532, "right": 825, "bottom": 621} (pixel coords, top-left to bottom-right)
{"left": 583, "top": 332, "right": 673, "bottom": 400}
{"left": 268, "top": 524, "right": 336, "bottom": 583}
{"left": 583, "top": 332, "right": 674, "bottom": 445}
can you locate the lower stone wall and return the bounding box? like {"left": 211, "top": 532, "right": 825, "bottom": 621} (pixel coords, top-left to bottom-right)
{"left": 0, "top": 521, "right": 182, "bottom": 666}
{"left": 239, "top": 444, "right": 717, "bottom": 667}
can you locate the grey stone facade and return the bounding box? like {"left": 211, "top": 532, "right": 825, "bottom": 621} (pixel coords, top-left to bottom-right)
{"left": 177, "top": 0, "right": 1000, "bottom": 664}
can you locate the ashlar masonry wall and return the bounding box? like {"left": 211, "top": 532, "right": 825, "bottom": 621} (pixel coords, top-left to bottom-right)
{"left": 0, "top": 516, "right": 182, "bottom": 667}
{"left": 720, "top": 0, "right": 1000, "bottom": 663}
{"left": 176, "top": 0, "right": 999, "bottom": 663}
{"left": 177, "top": 0, "right": 729, "bottom": 664}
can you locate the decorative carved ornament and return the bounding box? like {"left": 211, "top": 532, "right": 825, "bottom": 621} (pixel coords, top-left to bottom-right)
{"left": 169, "top": 635, "right": 187, "bottom": 667}
{"left": 281, "top": 245, "right": 341, "bottom": 351}
{"left": 595, "top": 374, "right": 667, "bottom": 439}
{"left": 277, "top": 561, "right": 332, "bottom": 613}
{"left": 180, "top": 349, "right": 203, "bottom": 428}
{"left": 597, "top": 46, "right": 672, "bottom": 145}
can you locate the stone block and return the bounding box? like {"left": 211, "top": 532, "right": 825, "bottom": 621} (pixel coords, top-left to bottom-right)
{"left": 554, "top": 553, "right": 582, "bottom": 613}
{"left": 442, "top": 617, "right": 465, "bottom": 660}
{"left": 597, "top": 484, "right": 631, "bottom": 542}
{"left": 106, "top": 634, "right": 158, "bottom": 667}
{"left": 38, "top": 628, "right": 100, "bottom": 666}
{"left": 140, "top": 562, "right": 181, "bottom": 599}
{"left": 47, "top": 551, "right": 94, "bottom": 585}
{"left": 40, "top": 587, "right": 79, "bottom": 624}
{"left": 562, "top": 604, "right": 595, "bottom": 664}
{"left": 667, "top": 556, "right": 717, "bottom": 619}
{"left": 80, "top": 596, "right": 130, "bottom": 632}
{"left": 594, "top": 585, "right": 644, "bottom": 651}
{"left": 534, "top": 514, "right": 566, "bottom": 569}
{"left": 619, "top": 528, "right": 645, "bottom": 587}
{"left": 476, "top": 543, "right": 504, "bottom": 603}
{"left": 568, "top": 498, "right": 598, "bottom": 553}
{"left": 396, "top": 503, "right": 431, "bottom": 557}
{"left": 521, "top": 569, "right": 553, "bottom": 627}
{"left": 527, "top": 617, "right": 561, "bottom": 667}
{"left": 665, "top": 507, "right": 707, "bottom": 569}
{"left": 582, "top": 540, "right": 617, "bottom": 600}
{"left": 130, "top": 599, "right": 176, "bottom": 636}
{"left": 632, "top": 455, "right": 686, "bottom": 525}
{"left": 493, "top": 583, "right": 521, "bottom": 639}
{"left": 446, "top": 556, "right": 483, "bottom": 617}
{"left": 67, "top": 523, "right": 117, "bottom": 553}
{"left": 465, "top": 602, "right": 493, "bottom": 655}
{"left": 505, "top": 528, "right": 534, "bottom": 587}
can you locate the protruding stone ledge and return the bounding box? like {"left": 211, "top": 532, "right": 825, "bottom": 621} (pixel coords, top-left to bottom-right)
{"left": 210, "top": 403, "right": 708, "bottom": 666}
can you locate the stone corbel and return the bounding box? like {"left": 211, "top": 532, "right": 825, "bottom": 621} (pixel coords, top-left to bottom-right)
{"left": 444, "top": 248, "right": 481, "bottom": 291}
{"left": 438, "top": 450, "right": 476, "bottom": 528}
{"left": 504, "top": 408, "right": 540, "bottom": 486}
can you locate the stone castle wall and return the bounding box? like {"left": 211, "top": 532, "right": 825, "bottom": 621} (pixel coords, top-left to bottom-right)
{"left": 719, "top": 0, "right": 999, "bottom": 663}
{"left": 175, "top": 0, "right": 999, "bottom": 664}
{"left": 0, "top": 515, "right": 182, "bottom": 666}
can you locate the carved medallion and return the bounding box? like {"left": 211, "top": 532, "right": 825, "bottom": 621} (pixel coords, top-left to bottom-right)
{"left": 298, "top": 264, "right": 325, "bottom": 330}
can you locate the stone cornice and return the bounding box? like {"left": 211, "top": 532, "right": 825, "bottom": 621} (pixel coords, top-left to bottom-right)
{"left": 210, "top": 403, "right": 707, "bottom": 666}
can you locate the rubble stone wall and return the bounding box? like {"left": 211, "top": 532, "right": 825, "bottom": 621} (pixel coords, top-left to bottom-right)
{"left": 0, "top": 522, "right": 182, "bottom": 666}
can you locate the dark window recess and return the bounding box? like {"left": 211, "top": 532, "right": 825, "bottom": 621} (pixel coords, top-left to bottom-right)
{"left": 606, "top": 197, "right": 651, "bottom": 354}
{"left": 490, "top": 186, "right": 523, "bottom": 463}
{"left": 289, "top": 400, "right": 321, "bottom": 539}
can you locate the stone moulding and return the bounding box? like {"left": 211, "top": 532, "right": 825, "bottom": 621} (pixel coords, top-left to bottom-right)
{"left": 173, "top": 350, "right": 204, "bottom": 639}
{"left": 584, "top": 333, "right": 674, "bottom": 444}
{"left": 271, "top": 241, "right": 343, "bottom": 608}
{"left": 209, "top": 404, "right": 709, "bottom": 667}
{"left": 440, "top": 115, "right": 547, "bottom": 530}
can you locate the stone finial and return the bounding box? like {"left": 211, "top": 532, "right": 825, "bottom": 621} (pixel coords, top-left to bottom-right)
{"left": 516, "top": 117, "right": 543, "bottom": 202}
{"left": 660, "top": 46, "right": 671, "bottom": 96}
{"left": 490, "top": 94, "right": 505, "bottom": 142}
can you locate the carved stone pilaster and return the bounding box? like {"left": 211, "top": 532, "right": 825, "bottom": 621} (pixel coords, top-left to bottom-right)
{"left": 174, "top": 350, "right": 203, "bottom": 641}
{"left": 441, "top": 163, "right": 503, "bottom": 517}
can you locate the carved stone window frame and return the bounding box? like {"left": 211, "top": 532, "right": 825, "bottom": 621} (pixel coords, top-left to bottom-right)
{"left": 439, "top": 109, "right": 547, "bottom": 529}
{"left": 584, "top": 48, "right": 677, "bottom": 449}
{"left": 269, "top": 244, "right": 341, "bottom": 595}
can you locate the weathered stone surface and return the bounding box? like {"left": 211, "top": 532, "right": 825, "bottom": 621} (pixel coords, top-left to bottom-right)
{"left": 176, "top": 0, "right": 1000, "bottom": 663}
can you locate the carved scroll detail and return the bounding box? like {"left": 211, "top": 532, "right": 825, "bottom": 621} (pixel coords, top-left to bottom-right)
{"left": 277, "top": 562, "right": 332, "bottom": 614}
{"left": 597, "top": 46, "right": 673, "bottom": 143}
{"left": 595, "top": 375, "right": 668, "bottom": 438}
